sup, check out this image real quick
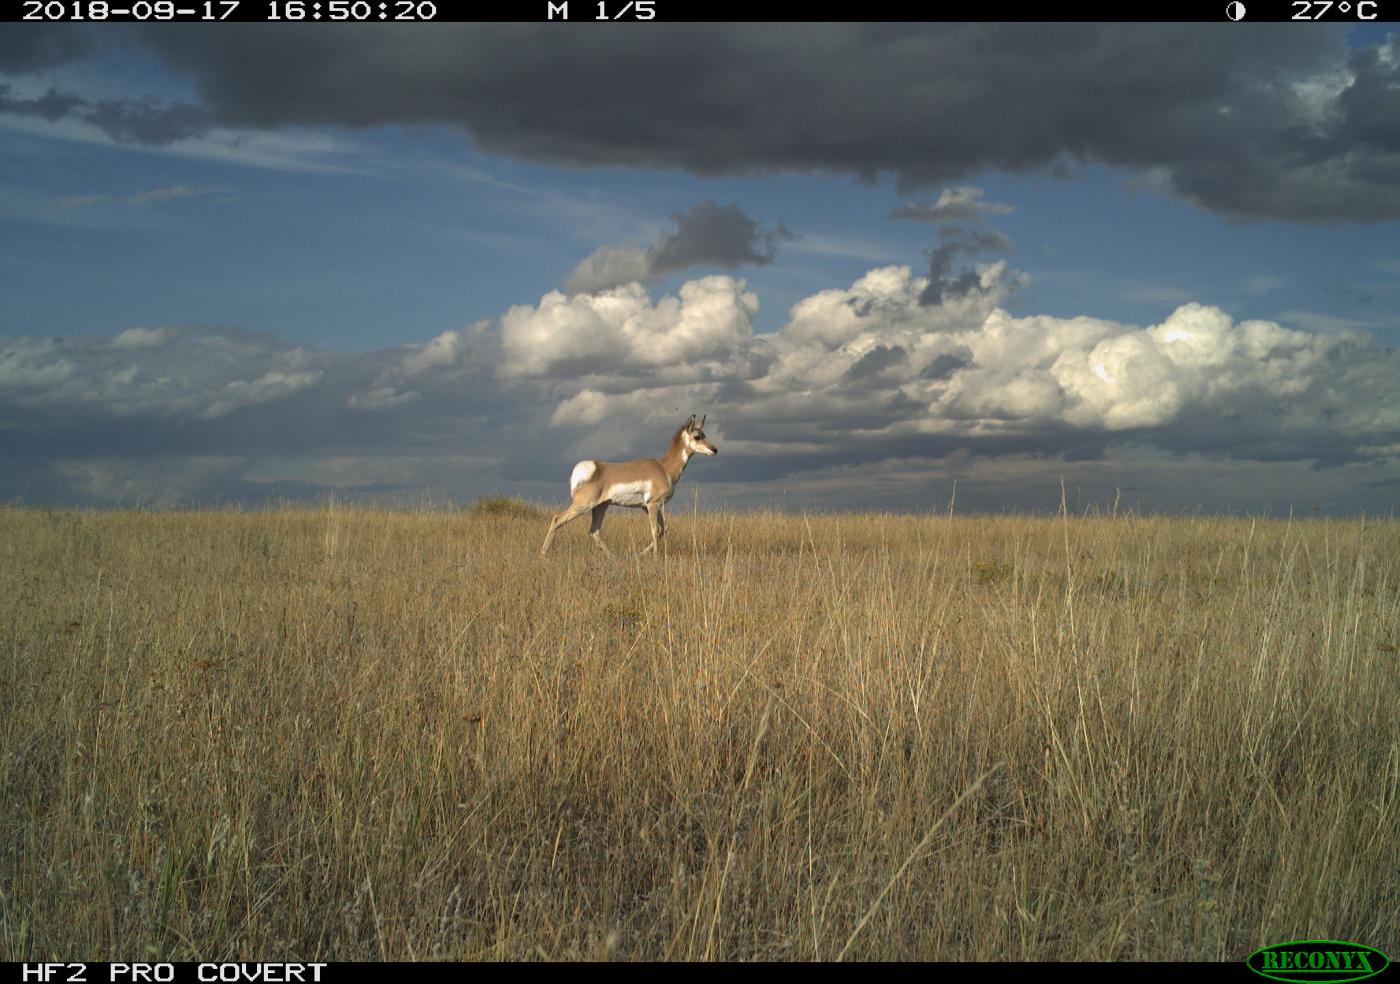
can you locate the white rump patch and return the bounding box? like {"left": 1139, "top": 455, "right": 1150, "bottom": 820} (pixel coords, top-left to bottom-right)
{"left": 569, "top": 460, "right": 597, "bottom": 493}
{"left": 607, "top": 480, "right": 651, "bottom": 507}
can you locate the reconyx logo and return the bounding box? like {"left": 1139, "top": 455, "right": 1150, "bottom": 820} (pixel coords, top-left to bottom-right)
{"left": 1247, "top": 940, "right": 1390, "bottom": 984}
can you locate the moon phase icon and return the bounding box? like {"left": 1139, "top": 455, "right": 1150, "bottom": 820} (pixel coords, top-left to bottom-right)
{"left": 1226, "top": 1, "right": 1246, "bottom": 19}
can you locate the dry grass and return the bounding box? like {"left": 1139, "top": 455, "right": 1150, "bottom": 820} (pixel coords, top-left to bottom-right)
{"left": 2, "top": 502, "right": 1397, "bottom": 960}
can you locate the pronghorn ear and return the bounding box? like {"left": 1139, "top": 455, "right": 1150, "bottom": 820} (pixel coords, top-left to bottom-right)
{"left": 685, "top": 414, "right": 696, "bottom": 429}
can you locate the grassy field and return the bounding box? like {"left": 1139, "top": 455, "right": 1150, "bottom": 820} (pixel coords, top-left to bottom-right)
{"left": 2, "top": 502, "right": 1397, "bottom": 961}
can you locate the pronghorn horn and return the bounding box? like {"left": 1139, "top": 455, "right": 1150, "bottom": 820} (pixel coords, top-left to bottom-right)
{"left": 699, "top": 414, "right": 706, "bottom": 428}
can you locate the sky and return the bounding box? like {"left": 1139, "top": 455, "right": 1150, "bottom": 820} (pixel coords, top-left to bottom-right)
{"left": 1, "top": 22, "right": 1398, "bottom": 515}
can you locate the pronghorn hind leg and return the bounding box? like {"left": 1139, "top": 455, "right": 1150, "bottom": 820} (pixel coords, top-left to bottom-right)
{"left": 540, "top": 499, "right": 591, "bottom": 555}
{"left": 588, "top": 504, "right": 611, "bottom": 554}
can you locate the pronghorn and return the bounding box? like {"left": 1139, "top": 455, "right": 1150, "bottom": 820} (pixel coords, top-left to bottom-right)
{"left": 539, "top": 415, "right": 718, "bottom": 556}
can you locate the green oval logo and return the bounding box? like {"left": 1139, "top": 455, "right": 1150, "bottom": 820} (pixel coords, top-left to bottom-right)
{"left": 1247, "top": 940, "right": 1390, "bottom": 984}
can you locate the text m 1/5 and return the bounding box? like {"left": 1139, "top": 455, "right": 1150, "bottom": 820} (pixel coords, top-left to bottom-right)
{"left": 545, "top": 2, "right": 657, "bottom": 17}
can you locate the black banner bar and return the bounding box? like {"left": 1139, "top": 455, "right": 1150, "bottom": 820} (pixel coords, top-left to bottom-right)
{"left": 4, "top": 0, "right": 1398, "bottom": 22}
{"left": 0, "top": 962, "right": 1254, "bottom": 978}
{"left": 8, "top": 967, "right": 322, "bottom": 984}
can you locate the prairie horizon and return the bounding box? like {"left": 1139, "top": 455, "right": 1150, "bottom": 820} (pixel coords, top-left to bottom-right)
{"left": 6, "top": 490, "right": 1395, "bottom": 521}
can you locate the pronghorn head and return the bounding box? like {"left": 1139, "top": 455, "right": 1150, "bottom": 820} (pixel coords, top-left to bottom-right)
{"left": 682, "top": 414, "right": 718, "bottom": 456}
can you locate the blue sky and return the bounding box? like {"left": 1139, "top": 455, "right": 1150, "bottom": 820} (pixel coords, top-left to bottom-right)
{"left": 8, "top": 130, "right": 1398, "bottom": 348}
{"left": 2, "top": 23, "right": 1398, "bottom": 514}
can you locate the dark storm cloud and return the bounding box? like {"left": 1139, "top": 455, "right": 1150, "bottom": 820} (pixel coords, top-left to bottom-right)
{"left": 651, "top": 202, "right": 792, "bottom": 275}
{"left": 0, "top": 25, "right": 89, "bottom": 72}
{"left": 0, "top": 83, "right": 211, "bottom": 145}
{"left": 566, "top": 201, "right": 793, "bottom": 294}
{"left": 1337, "top": 40, "right": 1400, "bottom": 154}
{"left": 85, "top": 95, "right": 212, "bottom": 145}
{"left": 0, "top": 24, "right": 1353, "bottom": 222}
{"left": 918, "top": 227, "right": 1015, "bottom": 305}
{"left": 0, "top": 84, "right": 83, "bottom": 122}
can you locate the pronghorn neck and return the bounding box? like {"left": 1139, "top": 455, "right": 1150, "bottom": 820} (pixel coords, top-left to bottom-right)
{"left": 660, "top": 429, "right": 692, "bottom": 484}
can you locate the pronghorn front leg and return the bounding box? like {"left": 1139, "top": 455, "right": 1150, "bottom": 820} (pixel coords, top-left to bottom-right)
{"left": 641, "top": 502, "right": 662, "bottom": 556}
{"left": 540, "top": 500, "right": 591, "bottom": 555}
{"left": 588, "top": 504, "right": 611, "bottom": 554}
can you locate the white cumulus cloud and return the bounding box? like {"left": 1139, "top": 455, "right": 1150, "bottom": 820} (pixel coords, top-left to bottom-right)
{"left": 3, "top": 261, "right": 1398, "bottom": 510}
{"left": 500, "top": 277, "right": 760, "bottom": 381}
